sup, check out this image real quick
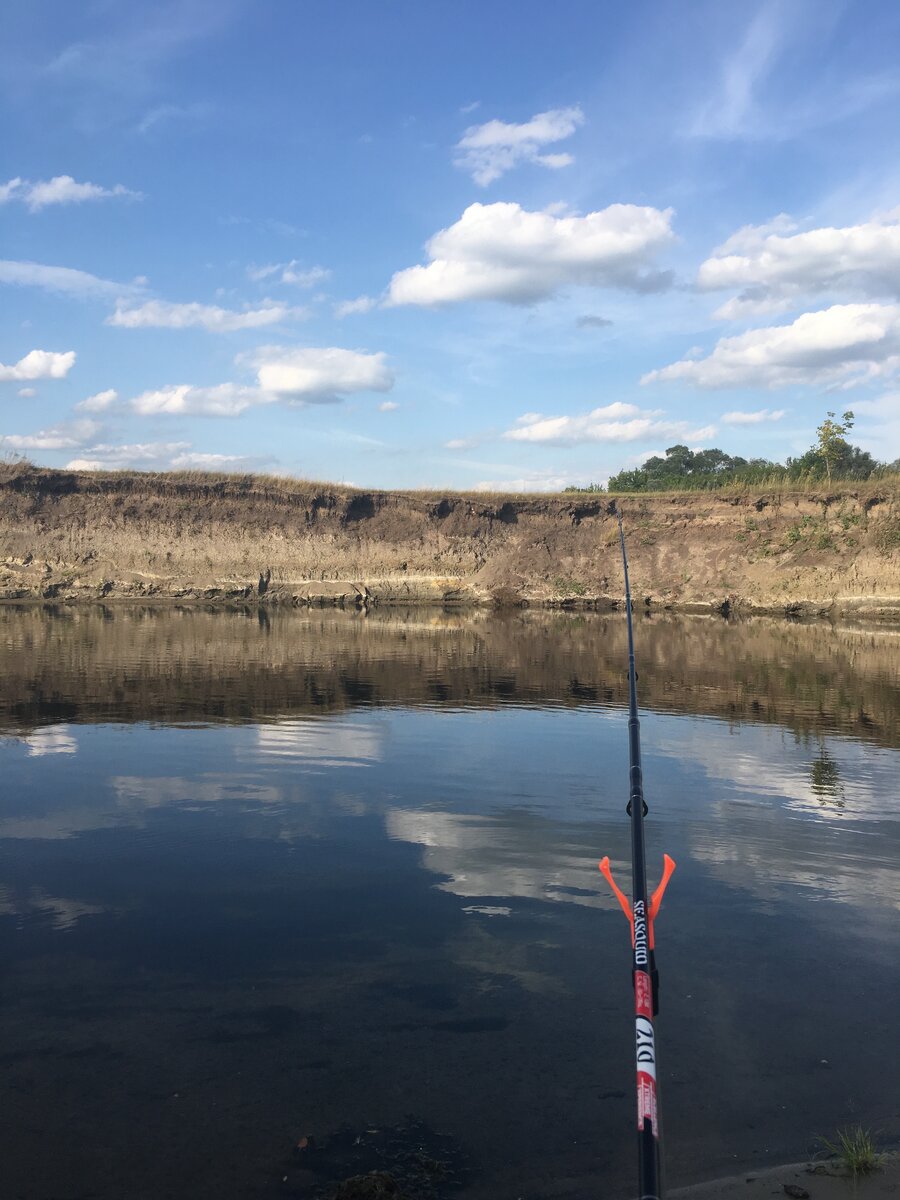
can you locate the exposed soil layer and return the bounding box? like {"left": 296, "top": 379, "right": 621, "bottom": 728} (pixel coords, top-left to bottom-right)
{"left": 1, "top": 465, "right": 898, "bottom": 616}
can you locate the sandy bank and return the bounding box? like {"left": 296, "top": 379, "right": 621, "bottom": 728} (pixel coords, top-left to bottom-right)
{"left": 1, "top": 465, "right": 898, "bottom": 616}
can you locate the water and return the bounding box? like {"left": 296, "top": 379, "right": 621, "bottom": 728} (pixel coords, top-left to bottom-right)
{"left": 0, "top": 605, "right": 897, "bottom": 1199}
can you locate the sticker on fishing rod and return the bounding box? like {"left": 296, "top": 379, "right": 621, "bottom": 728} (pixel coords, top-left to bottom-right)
{"left": 635, "top": 969, "right": 653, "bottom": 1019}
{"left": 633, "top": 899, "right": 649, "bottom": 966}
{"left": 635, "top": 984, "right": 659, "bottom": 1133}
{"left": 636, "top": 1067, "right": 659, "bottom": 1134}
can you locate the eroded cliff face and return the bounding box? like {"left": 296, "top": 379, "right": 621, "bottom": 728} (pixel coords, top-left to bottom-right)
{"left": 0, "top": 466, "right": 898, "bottom": 616}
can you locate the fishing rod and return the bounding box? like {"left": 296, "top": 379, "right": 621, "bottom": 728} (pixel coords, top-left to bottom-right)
{"left": 599, "top": 507, "right": 676, "bottom": 1200}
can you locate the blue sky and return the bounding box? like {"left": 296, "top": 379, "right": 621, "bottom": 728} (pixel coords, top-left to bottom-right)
{"left": 3, "top": 0, "right": 900, "bottom": 490}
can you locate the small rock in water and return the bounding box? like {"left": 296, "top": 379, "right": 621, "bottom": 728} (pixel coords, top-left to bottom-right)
{"left": 783, "top": 1185, "right": 810, "bottom": 1199}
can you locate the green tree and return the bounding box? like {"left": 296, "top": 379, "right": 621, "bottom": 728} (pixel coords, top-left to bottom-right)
{"left": 607, "top": 468, "right": 649, "bottom": 492}
{"left": 816, "top": 410, "right": 855, "bottom": 483}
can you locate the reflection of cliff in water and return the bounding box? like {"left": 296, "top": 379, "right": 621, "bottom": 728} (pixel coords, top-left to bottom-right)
{"left": 0, "top": 604, "right": 897, "bottom": 746}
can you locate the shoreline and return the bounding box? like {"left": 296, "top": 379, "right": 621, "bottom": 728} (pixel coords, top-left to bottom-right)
{"left": 668, "top": 1152, "right": 899, "bottom": 1198}
{"left": 2, "top": 581, "right": 900, "bottom": 620}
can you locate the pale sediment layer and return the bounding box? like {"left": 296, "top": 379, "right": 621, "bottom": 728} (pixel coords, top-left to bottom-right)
{"left": 1, "top": 466, "right": 898, "bottom": 617}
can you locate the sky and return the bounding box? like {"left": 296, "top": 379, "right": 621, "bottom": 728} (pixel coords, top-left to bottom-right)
{"left": 3, "top": 0, "right": 900, "bottom": 492}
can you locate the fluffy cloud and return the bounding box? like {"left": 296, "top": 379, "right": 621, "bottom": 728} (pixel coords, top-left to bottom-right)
{"left": 0, "top": 259, "right": 142, "bottom": 299}
{"left": 66, "top": 442, "right": 188, "bottom": 469}
{"left": 503, "top": 402, "right": 716, "bottom": 446}
{"left": 454, "top": 106, "right": 584, "bottom": 186}
{"left": 0, "top": 175, "right": 140, "bottom": 211}
{"left": 108, "top": 298, "right": 306, "bottom": 332}
{"left": 1, "top": 419, "right": 99, "bottom": 452}
{"left": 721, "top": 408, "right": 786, "bottom": 424}
{"left": 247, "top": 261, "right": 330, "bottom": 287}
{"left": 75, "top": 388, "right": 119, "bottom": 412}
{"left": 0, "top": 349, "right": 76, "bottom": 381}
{"left": 378, "top": 401, "right": 399, "bottom": 412}
{"left": 127, "top": 347, "right": 394, "bottom": 417}
{"left": 643, "top": 303, "right": 900, "bottom": 390}
{"left": 576, "top": 314, "right": 613, "bottom": 329}
{"left": 65, "top": 443, "right": 270, "bottom": 472}
{"left": 387, "top": 201, "right": 675, "bottom": 307}
{"left": 131, "top": 384, "right": 269, "bottom": 417}
{"left": 699, "top": 211, "right": 900, "bottom": 318}
{"left": 334, "top": 295, "right": 376, "bottom": 317}
{"left": 472, "top": 472, "right": 577, "bottom": 493}
{"left": 250, "top": 346, "right": 393, "bottom": 401}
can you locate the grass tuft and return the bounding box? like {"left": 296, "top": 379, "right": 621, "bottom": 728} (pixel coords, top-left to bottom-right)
{"left": 820, "top": 1126, "right": 883, "bottom": 1176}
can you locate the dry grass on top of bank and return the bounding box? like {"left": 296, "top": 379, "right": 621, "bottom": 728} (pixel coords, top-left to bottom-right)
{"left": 1, "top": 458, "right": 899, "bottom": 510}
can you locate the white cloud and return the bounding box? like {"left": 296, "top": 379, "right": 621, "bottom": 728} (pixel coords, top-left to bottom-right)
{"left": 454, "top": 106, "right": 584, "bottom": 186}
{"left": 282, "top": 264, "right": 329, "bottom": 287}
{"left": 689, "top": 5, "right": 783, "bottom": 139}
{"left": 246, "top": 261, "right": 330, "bottom": 287}
{"left": 0, "top": 179, "right": 23, "bottom": 203}
{"left": 250, "top": 345, "right": 394, "bottom": 401}
{"left": 334, "top": 295, "right": 376, "bottom": 317}
{"left": 0, "top": 175, "right": 140, "bottom": 211}
{"left": 378, "top": 401, "right": 399, "bottom": 412}
{"left": 502, "top": 401, "right": 715, "bottom": 446}
{"left": 0, "top": 259, "right": 142, "bottom": 299}
{"left": 387, "top": 201, "right": 675, "bottom": 307}
{"left": 130, "top": 384, "right": 269, "bottom": 417}
{"left": 643, "top": 303, "right": 900, "bottom": 390}
{"left": 64, "top": 442, "right": 268, "bottom": 472}
{"left": 137, "top": 102, "right": 210, "bottom": 135}
{"left": 169, "top": 451, "right": 261, "bottom": 470}
{"left": 65, "top": 442, "right": 189, "bottom": 470}
{"left": 125, "top": 346, "right": 394, "bottom": 419}
{"left": 721, "top": 408, "right": 786, "bottom": 424}
{"left": 108, "top": 298, "right": 306, "bottom": 332}
{"left": 18, "top": 387, "right": 37, "bottom": 398}
{"left": 689, "top": 5, "right": 900, "bottom": 144}
{"left": 700, "top": 210, "right": 900, "bottom": 318}
{"left": 1, "top": 419, "right": 100, "bottom": 453}
{"left": 0, "top": 349, "right": 76, "bottom": 381}
{"left": 75, "top": 388, "right": 119, "bottom": 412}
{"left": 472, "top": 473, "right": 574, "bottom": 493}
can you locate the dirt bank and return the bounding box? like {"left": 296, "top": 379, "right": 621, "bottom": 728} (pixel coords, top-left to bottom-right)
{"left": 0, "top": 464, "right": 898, "bottom": 616}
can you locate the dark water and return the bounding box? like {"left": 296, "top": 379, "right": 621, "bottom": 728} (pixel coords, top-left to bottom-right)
{"left": 0, "top": 605, "right": 898, "bottom": 1200}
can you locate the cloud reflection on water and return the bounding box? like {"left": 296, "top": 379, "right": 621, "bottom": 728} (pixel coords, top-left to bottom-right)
{"left": 253, "top": 717, "right": 385, "bottom": 768}
{"left": 19, "top": 724, "right": 78, "bottom": 756}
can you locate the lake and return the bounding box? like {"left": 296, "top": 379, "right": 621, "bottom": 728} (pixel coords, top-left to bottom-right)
{"left": 0, "top": 605, "right": 898, "bottom": 1199}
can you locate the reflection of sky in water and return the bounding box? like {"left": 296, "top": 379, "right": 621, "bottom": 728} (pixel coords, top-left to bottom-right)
{"left": 253, "top": 717, "right": 385, "bottom": 767}
{"left": 0, "top": 610, "right": 898, "bottom": 1197}
{"left": 20, "top": 724, "right": 78, "bottom": 756}
{"left": 0, "top": 885, "right": 106, "bottom": 931}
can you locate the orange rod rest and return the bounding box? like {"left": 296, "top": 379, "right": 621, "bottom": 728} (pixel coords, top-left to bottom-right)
{"left": 598, "top": 854, "right": 676, "bottom": 950}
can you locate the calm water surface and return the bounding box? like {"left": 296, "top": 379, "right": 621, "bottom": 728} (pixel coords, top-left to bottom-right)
{"left": 0, "top": 606, "right": 898, "bottom": 1199}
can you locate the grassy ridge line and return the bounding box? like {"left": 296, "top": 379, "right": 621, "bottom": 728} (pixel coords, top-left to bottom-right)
{"left": 2, "top": 459, "right": 899, "bottom": 502}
